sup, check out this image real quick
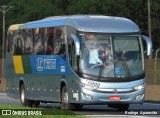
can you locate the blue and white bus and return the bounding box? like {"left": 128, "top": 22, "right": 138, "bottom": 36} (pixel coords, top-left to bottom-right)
{"left": 6, "top": 15, "right": 152, "bottom": 110}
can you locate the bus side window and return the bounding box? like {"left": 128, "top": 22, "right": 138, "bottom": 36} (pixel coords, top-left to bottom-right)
{"left": 7, "top": 31, "right": 13, "bottom": 54}
{"left": 13, "top": 30, "right": 25, "bottom": 55}
{"left": 20, "top": 30, "right": 25, "bottom": 55}
{"left": 34, "top": 28, "right": 45, "bottom": 55}
{"left": 25, "top": 29, "right": 33, "bottom": 55}
{"left": 66, "top": 26, "right": 78, "bottom": 71}
{"left": 45, "top": 27, "right": 54, "bottom": 55}
{"left": 68, "top": 37, "right": 78, "bottom": 71}
{"left": 54, "top": 27, "right": 66, "bottom": 58}
{"left": 68, "top": 39, "right": 73, "bottom": 66}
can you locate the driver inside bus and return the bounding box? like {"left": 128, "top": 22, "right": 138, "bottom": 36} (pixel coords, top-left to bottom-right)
{"left": 89, "top": 45, "right": 102, "bottom": 67}
{"left": 85, "top": 34, "right": 112, "bottom": 68}
{"left": 85, "top": 34, "right": 96, "bottom": 51}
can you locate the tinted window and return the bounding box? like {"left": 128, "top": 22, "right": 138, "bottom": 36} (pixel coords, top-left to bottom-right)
{"left": 25, "top": 29, "right": 33, "bottom": 55}
{"left": 12, "top": 30, "right": 25, "bottom": 55}
{"left": 54, "top": 27, "right": 65, "bottom": 57}
{"left": 7, "top": 31, "right": 13, "bottom": 54}
{"left": 34, "top": 28, "right": 45, "bottom": 55}
{"left": 45, "top": 27, "right": 54, "bottom": 55}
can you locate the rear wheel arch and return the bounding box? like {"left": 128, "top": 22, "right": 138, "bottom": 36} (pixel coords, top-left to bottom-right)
{"left": 60, "top": 81, "right": 67, "bottom": 100}
{"left": 19, "top": 80, "right": 24, "bottom": 95}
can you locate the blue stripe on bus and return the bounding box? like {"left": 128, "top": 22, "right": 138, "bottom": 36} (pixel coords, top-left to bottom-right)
{"left": 26, "top": 18, "right": 66, "bottom": 28}
{"left": 30, "top": 55, "right": 72, "bottom": 74}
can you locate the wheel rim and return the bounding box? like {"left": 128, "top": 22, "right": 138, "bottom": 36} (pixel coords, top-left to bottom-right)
{"left": 21, "top": 87, "right": 25, "bottom": 104}
{"left": 63, "top": 92, "right": 68, "bottom": 104}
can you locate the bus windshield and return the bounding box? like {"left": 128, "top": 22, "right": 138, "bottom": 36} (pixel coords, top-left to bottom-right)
{"left": 80, "top": 33, "right": 144, "bottom": 79}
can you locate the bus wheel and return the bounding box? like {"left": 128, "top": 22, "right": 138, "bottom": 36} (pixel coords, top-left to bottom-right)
{"left": 32, "top": 101, "right": 40, "bottom": 107}
{"left": 70, "top": 103, "right": 83, "bottom": 110}
{"left": 20, "top": 84, "right": 32, "bottom": 107}
{"left": 61, "top": 86, "right": 82, "bottom": 110}
{"left": 61, "top": 86, "right": 69, "bottom": 109}
{"left": 117, "top": 104, "right": 129, "bottom": 111}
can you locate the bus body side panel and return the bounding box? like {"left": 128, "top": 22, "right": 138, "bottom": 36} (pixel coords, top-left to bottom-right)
{"left": 23, "top": 74, "right": 62, "bottom": 102}
{"left": 62, "top": 74, "right": 80, "bottom": 104}
{"left": 15, "top": 55, "right": 79, "bottom": 103}
{"left": 21, "top": 73, "right": 80, "bottom": 103}
{"left": 6, "top": 53, "right": 15, "bottom": 98}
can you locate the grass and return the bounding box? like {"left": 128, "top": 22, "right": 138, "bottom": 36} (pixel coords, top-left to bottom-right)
{"left": 0, "top": 104, "right": 86, "bottom": 118}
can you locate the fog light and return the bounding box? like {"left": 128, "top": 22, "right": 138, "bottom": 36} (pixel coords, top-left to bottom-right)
{"left": 83, "top": 93, "right": 92, "bottom": 100}
{"left": 136, "top": 94, "right": 144, "bottom": 100}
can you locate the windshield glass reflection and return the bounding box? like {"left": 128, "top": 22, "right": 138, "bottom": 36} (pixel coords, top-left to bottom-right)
{"left": 81, "top": 33, "right": 114, "bottom": 77}
{"left": 80, "top": 33, "right": 144, "bottom": 78}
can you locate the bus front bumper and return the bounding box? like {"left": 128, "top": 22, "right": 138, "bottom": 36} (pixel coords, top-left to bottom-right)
{"left": 79, "top": 88, "right": 145, "bottom": 105}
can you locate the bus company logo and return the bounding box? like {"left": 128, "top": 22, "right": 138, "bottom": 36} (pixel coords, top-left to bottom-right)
{"left": 36, "top": 58, "right": 56, "bottom": 71}
{"left": 44, "top": 59, "right": 56, "bottom": 69}
{"left": 2, "top": 110, "right": 11, "bottom": 115}
{"left": 113, "top": 89, "right": 118, "bottom": 93}
{"left": 87, "top": 80, "right": 100, "bottom": 88}
{"left": 37, "top": 58, "right": 44, "bottom": 71}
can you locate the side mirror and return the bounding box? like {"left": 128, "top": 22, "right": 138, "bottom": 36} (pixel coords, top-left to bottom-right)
{"left": 71, "top": 34, "right": 80, "bottom": 56}
{"left": 142, "top": 35, "right": 152, "bottom": 56}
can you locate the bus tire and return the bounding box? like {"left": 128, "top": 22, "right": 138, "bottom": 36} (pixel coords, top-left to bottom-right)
{"left": 61, "top": 86, "right": 83, "bottom": 110}
{"left": 70, "top": 103, "right": 83, "bottom": 110}
{"left": 20, "top": 84, "right": 32, "bottom": 107}
{"left": 32, "top": 101, "right": 40, "bottom": 107}
{"left": 61, "top": 86, "right": 69, "bottom": 109}
{"left": 108, "top": 104, "right": 129, "bottom": 111}
{"left": 117, "top": 104, "right": 129, "bottom": 111}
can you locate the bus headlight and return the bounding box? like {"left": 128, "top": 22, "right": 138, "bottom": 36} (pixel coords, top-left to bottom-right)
{"left": 134, "top": 84, "right": 146, "bottom": 90}
{"left": 79, "top": 80, "right": 100, "bottom": 90}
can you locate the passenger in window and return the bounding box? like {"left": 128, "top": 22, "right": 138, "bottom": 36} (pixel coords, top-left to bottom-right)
{"left": 85, "top": 33, "right": 96, "bottom": 51}
{"left": 84, "top": 34, "right": 97, "bottom": 68}
{"left": 89, "top": 45, "right": 102, "bottom": 66}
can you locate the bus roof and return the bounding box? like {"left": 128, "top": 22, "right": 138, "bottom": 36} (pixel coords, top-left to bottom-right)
{"left": 9, "top": 15, "right": 140, "bottom": 33}
{"left": 9, "top": 24, "right": 26, "bottom": 31}
{"left": 8, "top": 24, "right": 19, "bottom": 30}
{"left": 19, "top": 24, "right": 26, "bottom": 29}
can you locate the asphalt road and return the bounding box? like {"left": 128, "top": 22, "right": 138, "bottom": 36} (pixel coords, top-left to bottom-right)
{"left": 0, "top": 92, "right": 160, "bottom": 118}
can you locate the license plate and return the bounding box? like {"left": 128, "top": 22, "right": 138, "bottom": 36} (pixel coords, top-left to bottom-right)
{"left": 109, "top": 96, "right": 120, "bottom": 100}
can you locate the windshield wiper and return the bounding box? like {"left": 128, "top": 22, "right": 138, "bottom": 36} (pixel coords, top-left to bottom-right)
{"left": 98, "top": 64, "right": 103, "bottom": 81}
{"left": 98, "top": 57, "right": 107, "bottom": 80}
